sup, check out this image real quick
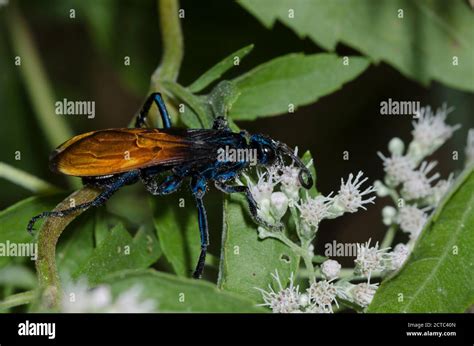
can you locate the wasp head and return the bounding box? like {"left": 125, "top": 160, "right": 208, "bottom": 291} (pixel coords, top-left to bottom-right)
{"left": 249, "top": 133, "right": 313, "bottom": 189}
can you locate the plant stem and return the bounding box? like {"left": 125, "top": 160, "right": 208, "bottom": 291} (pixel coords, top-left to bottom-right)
{"left": 0, "top": 290, "right": 37, "bottom": 311}
{"left": 381, "top": 224, "right": 398, "bottom": 249}
{"left": 152, "top": 0, "right": 184, "bottom": 85}
{"left": 6, "top": 5, "right": 80, "bottom": 189}
{"left": 145, "top": 0, "right": 184, "bottom": 127}
{"left": 0, "top": 162, "right": 59, "bottom": 193}
{"left": 35, "top": 187, "right": 101, "bottom": 310}
{"left": 262, "top": 229, "right": 316, "bottom": 282}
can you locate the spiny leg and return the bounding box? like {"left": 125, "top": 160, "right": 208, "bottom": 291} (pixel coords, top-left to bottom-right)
{"left": 215, "top": 181, "right": 282, "bottom": 230}
{"left": 212, "top": 116, "right": 230, "bottom": 131}
{"left": 191, "top": 176, "right": 209, "bottom": 279}
{"left": 141, "top": 173, "right": 183, "bottom": 196}
{"left": 27, "top": 171, "right": 139, "bottom": 234}
{"left": 135, "top": 92, "right": 172, "bottom": 129}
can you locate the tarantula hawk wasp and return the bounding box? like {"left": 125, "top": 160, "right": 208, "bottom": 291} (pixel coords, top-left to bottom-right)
{"left": 28, "top": 93, "right": 313, "bottom": 278}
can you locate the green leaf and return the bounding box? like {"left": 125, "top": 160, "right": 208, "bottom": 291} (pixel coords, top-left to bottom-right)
{"left": 239, "top": 0, "right": 474, "bottom": 92}
{"left": 0, "top": 194, "right": 66, "bottom": 269}
{"left": 188, "top": 44, "right": 254, "bottom": 93}
{"left": 368, "top": 167, "right": 474, "bottom": 312}
{"left": 73, "top": 223, "right": 161, "bottom": 285}
{"left": 102, "top": 269, "right": 265, "bottom": 312}
{"left": 230, "top": 53, "right": 369, "bottom": 120}
{"left": 218, "top": 194, "right": 299, "bottom": 302}
{"left": 161, "top": 80, "right": 213, "bottom": 128}
{"left": 0, "top": 265, "right": 37, "bottom": 290}
{"left": 151, "top": 195, "right": 201, "bottom": 278}
{"left": 208, "top": 80, "right": 241, "bottom": 118}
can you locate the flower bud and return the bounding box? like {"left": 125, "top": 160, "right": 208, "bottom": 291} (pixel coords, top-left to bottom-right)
{"left": 388, "top": 137, "right": 405, "bottom": 156}
{"left": 270, "top": 192, "right": 289, "bottom": 221}
{"left": 374, "top": 180, "right": 389, "bottom": 197}
{"left": 321, "top": 259, "right": 341, "bottom": 279}
{"left": 382, "top": 206, "right": 397, "bottom": 226}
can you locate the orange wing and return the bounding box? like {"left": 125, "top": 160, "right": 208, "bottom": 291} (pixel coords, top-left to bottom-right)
{"left": 49, "top": 128, "right": 193, "bottom": 177}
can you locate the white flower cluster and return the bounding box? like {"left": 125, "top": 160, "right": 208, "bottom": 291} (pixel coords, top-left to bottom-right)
{"left": 250, "top": 150, "right": 379, "bottom": 312}
{"left": 258, "top": 268, "right": 381, "bottom": 313}
{"left": 61, "top": 279, "right": 156, "bottom": 313}
{"left": 297, "top": 170, "right": 375, "bottom": 239}
{"left": 257, "top": 271, "right": 343, "bottom": 313}
{"left": 242, "top": 150, "right": 375, "bottom": 241}
{"left": 353, "top": 239, "right": 408, "bottom": 277}
{"left": 375, "top": 104, "right": 461, "bottom": 270}
{"left": 408, "top": 104, "right": 460, "bottom": 162}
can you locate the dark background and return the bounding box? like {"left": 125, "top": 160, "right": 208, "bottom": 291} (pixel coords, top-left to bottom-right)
{"left": 1, "top": 0, "right": 473, "bottom": 262}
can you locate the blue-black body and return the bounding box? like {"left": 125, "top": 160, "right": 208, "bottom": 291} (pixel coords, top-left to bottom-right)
{"left": 28, "top": 93, "right": 312, "bottom": 278}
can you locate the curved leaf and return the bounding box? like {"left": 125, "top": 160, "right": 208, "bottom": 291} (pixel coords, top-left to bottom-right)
{"left": 152, "top": 195, "right": 201, "bottom": 278}
{"left": 230, "top": 53, "right": 369, "bottom": 120}
{"left": 368, "top": 167, "right": 474, "bottom": 312}
{"left": 73, "top": 223, "right": 161, "bottom": 285}
{"left": 102, "top": 269, "right": 265, "bottom": 312}
{"left": 218, "top": 194, "right": 299, "bottom": 302}
{"left": 0, "top": 194, "right": 66, "bottom": 269}
{"left": 239, "top": 0, "right": 474, "bottom": 92}
{"left": 188, "top": 44, "right": 254, "bottom": 93}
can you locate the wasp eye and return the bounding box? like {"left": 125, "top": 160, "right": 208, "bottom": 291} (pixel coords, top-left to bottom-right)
{"left": 260, "top": 144, "right": 276, "bottom": 164}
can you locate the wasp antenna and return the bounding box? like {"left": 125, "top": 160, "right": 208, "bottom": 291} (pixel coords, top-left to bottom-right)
{"left": 278, "top": 142, "right": 313, "bottom": 189}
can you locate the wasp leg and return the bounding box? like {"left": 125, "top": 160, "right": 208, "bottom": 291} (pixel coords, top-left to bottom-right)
{"left": 135, "top": 92, "right": 171, "bottom": 129}
{"left": 190, "top": 176, "right": 209, "bottom": 279}
{"left": 214, "top": 181, "right": 283, "bottom": 231}
{"left": 27, "top": 171, "right": 139, "bottom": 234}
{"left": 141, "top": 174, "right": 183, "bottom": 195}
{"left": 212, "top": 116, "right": 230, "bottom": 131}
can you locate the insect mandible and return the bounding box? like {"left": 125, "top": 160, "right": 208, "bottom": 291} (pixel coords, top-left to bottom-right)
{"left": 27, "top": 93, "right": 313, "bottom": 278}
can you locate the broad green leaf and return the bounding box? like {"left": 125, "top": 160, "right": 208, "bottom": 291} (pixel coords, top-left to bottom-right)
{"left": 102, "top": 269, "right": 265, "bottom": 312}
{"left": 188, "top": 44, "right": 254, "bottom": 93}
{"left": 368, "top": 167, "right": 474, "bottom": 312}
{"left": 73, "top": 223, "right": 161, "bottom": 284}
{"left": 230, "top": 53, "right": 369, "bottom": 120}
{"left": 151, "top": 195, "right": 201, "bottom": 278}
{"left": 239, "top": 0, "right": 474, "bottom": 92}
{"left": 0, "top": 194, "right": 66, "bottom": 269}
{"left": 218, "top": 194, "right": 299, "bottom": 302}
{"left": 93, "top": 210, "right": 110, "bottom": 247}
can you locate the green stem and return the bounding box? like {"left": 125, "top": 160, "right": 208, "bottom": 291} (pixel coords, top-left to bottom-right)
{"left": 289, "top": 205, "right": 302, "bottom": 241}
{"left": 0, "top": 162, "right": 59, "bottom": 193}
{"left": 381, "top": 224, "right": 398, "bottom": 249}
{"left": 146, "top": 0, "right": 184, "bottom": 127}
{"left": 152, "top": 0, "right": 184, "bottom": 85}
{"left": 35, "top": 187, "right": 101, "bottom": 310}
{"left": 0, "top": 290, "right": 37, "bottom": 311}
{"left": 6, "top": 5, "right": 80, "bottom": 189}
{"left": 261, "top": 229, "right": 316, "bottom": 282}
